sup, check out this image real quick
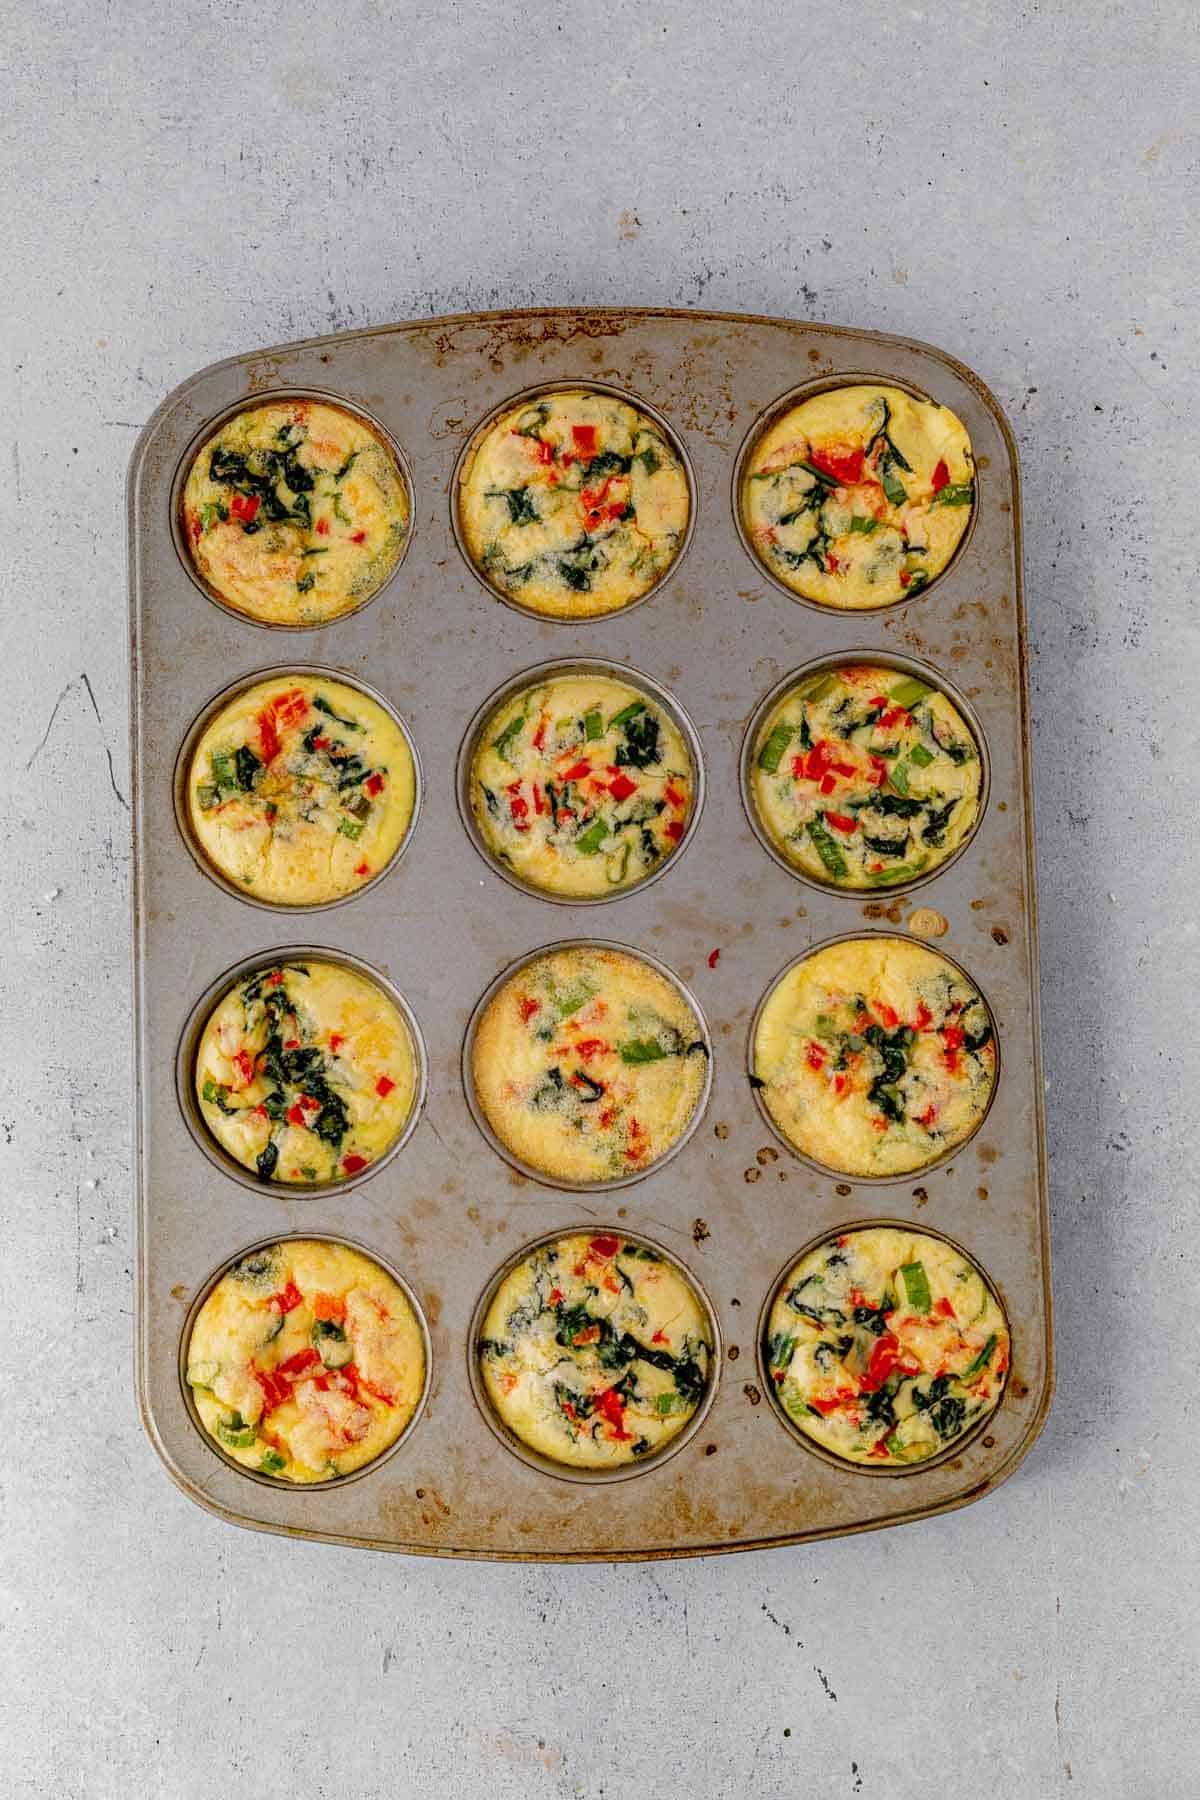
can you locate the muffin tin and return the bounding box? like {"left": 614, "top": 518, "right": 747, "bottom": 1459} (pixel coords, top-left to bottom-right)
{"left": 130, "top": 308, "right": 1052, "bottom": 1558}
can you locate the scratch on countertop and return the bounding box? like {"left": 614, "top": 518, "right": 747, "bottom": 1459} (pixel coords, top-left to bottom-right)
{"left": 24, "top": 670, "right": 129, "bottom": 810}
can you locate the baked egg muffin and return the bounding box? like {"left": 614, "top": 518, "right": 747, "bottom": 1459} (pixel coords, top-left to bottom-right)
{"left": 186, "top": 1238, "right": 425, "bottom": 1482}
{"left": 764, "top": 1225, "right": 1009, "bottom": 1466}
{"left": 741, "top": 383, "right": 974, "bottom": 609}
{"left": 752, "top": 937, "right": 996, "bottom": 1177}
{"left": 194, "top": 959, "right": 418, "bottom": 1185}
{"left": 187, "top": 674, "right": 416, "bottom": 905}
{"left": 469, "top": 671, "right": 694, "bottom": 898}
{"left": 457, "top": 388, "right": 689, "bottom": 617}
{"left": 479, "top": 1232, "right": 713, "bottom": 1470}
{"left": 470, "top": 945, "right": 708, "bottom": 1184}
{"left": 181, "top": 398, "right": 409, "bottom": 625}
{"left": 749, "top": 664, "right": 980, "bottom": 888}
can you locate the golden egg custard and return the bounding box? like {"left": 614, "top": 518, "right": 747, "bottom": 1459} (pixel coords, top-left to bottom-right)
{"left": 471, "top": 946, "right": 707, "bottom": 1184}
{"left": 752, "top": 938, "right": 996, "bottom": 1177}
{"left": 195, "top": 959, "right": 418, "bottom": 1185}
{"left": 479, "top": 1232, "right": 713, "bottom": 1469}
{"left": 458, "top": 389, "right": 689, "bottom": 618}
{"left": 187, "top": 675, "right": 415, "bottom": 905}
{"left": 750, "top": 664, "right": 980, "bottom": 888}
{"left": 741, "top": 384, "right": 974, "bottom": 609}
{"left": 186, "top": 1239, "right": 425, "bottom": 1482}
{"left": 765, "top": 1225, "right": 1009, "bottom": 1466}
{"left": 181, "top": 399, "right": 409, "bottom": 625}
{"left": 470, "top": 672, "right": 693, "bottom": 897}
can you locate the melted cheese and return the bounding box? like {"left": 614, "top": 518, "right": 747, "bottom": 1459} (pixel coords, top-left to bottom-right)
{"left": 765, "top": 1226, "right": 1009, "bottom": 1465}
{"left": 480, "top": 1232, "right": 712, "bottom": 1469}
{"left": 742, "top": 384, "right": 973, "bottom": 609}
{"left": 187, "top": 675, "right": 415, "bottom": 905}
{"left": 182, "top": 399, "right": 409, "bottom": 625}
{"left": 186, "top": 1238, "right": 424, "bottom": 1482}
{"left": 470, "top": 673, "right": 693, "bottom": 897}
{"left": 471, "top": 946, "right": 707, "bottom": 1183}
{"left": 750, "top": 664, "right": 980, "bottom": 888}
{"left": 195, "top": 959, "right": 417, "bottom": 1185}
{"left": 458, "top": 389, "right": 689, "bottom": 617}
{"left": 753, "top": 938, "right": 995, "bottom": 1177}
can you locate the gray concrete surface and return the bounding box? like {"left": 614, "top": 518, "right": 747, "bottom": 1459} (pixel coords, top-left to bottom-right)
{"left": 2, "top": 3, "right": 1196, "bottom": 1795}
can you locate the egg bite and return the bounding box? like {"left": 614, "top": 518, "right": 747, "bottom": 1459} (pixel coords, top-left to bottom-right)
{"left": 181, "top": 399, "right": 409, "bottom": 625}
{"left": 764, "top": 1225, "right": 1009, "bottom": 1466}
{"left": 194, "top": 959, "right": 419, "bottom": 1185}
{"left": 741, "top": 384, "right": 974, "bottom": 609}
{"left": 470, "top": 945, "right": 708, "bottom": 1185}
{"left": 186, "top": 674, "right": 416, "bottom": 905}
{"left": 479, "top": 1232, "right": 713, "bottom": 1470}
{"left": 749, "top": 664, "right": 981, "bottom": 889}
{"left": 457, "top": 388, "right": 690, "bottom": 618}
{"left": 752, "top": 938, "right": 996, "bottom": 1177}
{"left": 469, "top": 671, "right": 694, "bottom": 898}
{"left": 185, "top": 1238, "right": 425, "bottom": 1483}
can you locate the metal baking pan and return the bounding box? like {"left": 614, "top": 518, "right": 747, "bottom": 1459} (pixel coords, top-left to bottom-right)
{"left": 129, "top": 307, "right": 1052, "bottom": 1559}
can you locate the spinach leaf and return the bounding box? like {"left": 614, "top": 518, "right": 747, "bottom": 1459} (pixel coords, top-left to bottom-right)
{"left": 921, "top": 799, "right": 958, "bottom": 846}
{"left": 234, "top": 745, "right": 262, "bottom": 790}
{"left": 615, "top": 711, "right": 661, "bottom": 769}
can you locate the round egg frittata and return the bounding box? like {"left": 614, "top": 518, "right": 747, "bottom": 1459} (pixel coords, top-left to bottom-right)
{"left": 764, "top": 1225, "right": 1009, "bottom": 1466}
{"left": 181, "top": 398, "right": 409, "bottom": 625}
{"left": 469, "top": 671, "right": 694, "bottom": 898}
{"left": 470, "top": 945, "right": 708, "bottom": 1184}
{"left": 187, "top": 674, "right": 416, "bottom": 905}
{"left": 749, "top": 663, "right": 980, "bottom": 889}
{"left": 194, "top": 959, "right": 418, "bottom": 1185}
{"left": 458, "top": 388, "right": 689, "bottom": 618}
{"left": 752, "top": 937, "right": 996, "bottom": 1177}
{"left": 741, "top": 383, "right": 974, "bottom": 609}
{"left": 186, "top": 1238, "right": 425, "bottom": 1482}
{"left": 480, "top": 1232, "right": 713, "bottom": 1470}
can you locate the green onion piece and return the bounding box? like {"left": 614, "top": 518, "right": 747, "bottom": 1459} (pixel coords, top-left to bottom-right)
{"left": 865, "top": 864, "right": 919, "bottom": 884}
{"left": 260, "top": 1449, "right": 287, "bottom": 1474}
{"left": 900, "top": 1261, "right": 932, "bottom": 1314}
{"left": 849, "top": 515, "right": 879, "bottom": 535}
{"left": 880, "top": 467, "right": 907, "bottom": 506}
{"left": 654, "top": 1392, "right": 677, "bottom": 1415}
{"left": 607, "top": 699, "right": 646, "bottom": 729}
{"left": 794, "top": 672, "right": 837, "bottom": 703}
{"left": 757, "top": 723, "right": 793, "bottom": 773}
{"left": 909, "top": 743, "right": 934, "bottom": 768}
{"left": 931, "top": 482, "right": 974, "bottom": 507}
{"left": 814, "top": 1013, "right": 838, "bottom": 1041}
{"left": 337, "top": 817, "right": 365, "bottom": 840}
{"left": 806, "top": 818, "right": 848, "bottom": 878}
{"left": 890, "top": 761, "right": 910, "bottom": 794}
{"left": 889, "top": 677, "right": 933, "bottom": 709}
{"left": 583, "top": 710, "right": 603, "bottom": 741}
{"left": 555, "top": 983, "right": 595, "bottom": 1019}
{"left": 574, "top": 819, "right": 608, "bottom": 855}
{"left": 619, "top": 1039, "right": 670, "bottom": 1064}
{"left": 963, "top": 1332, "right": 999, "bottom": 1378}
{"left": 216, "top": 1417, "right": 257, "bottom": 1450}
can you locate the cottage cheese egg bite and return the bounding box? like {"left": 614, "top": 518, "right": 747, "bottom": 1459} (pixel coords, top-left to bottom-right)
{"left": 186, "top": 1239, "right": 425, "bottom": 1483}
{"left": 752, "top": 937, "right": 996, "bottom": 1177}
{"left": 749, "top": 664, "right": 981, "bottom": 889}
{"left": 764, "top": 1225, "right": 1009, "bottom": 1467}
{"left": 194, "top": 959, "right": 419, "bottom": 1185}
{"left": 457, "top": 388, "right": 690, "bottom": 618}
{"left": 479, "top": 1232, "right": 713, "bottom": 1470}
{"left": 186, "top": 674, "right": 416, "bottom": 905}
{"left": 468, "top": 670, "right": 695, "bottom": 898}
{"left": 181, "top": 398, "right": 409, "bottom": 625}
{"left": 741, "top": 383, "right": 974, "bottom": 609}
{"left": 469, "top": 945, "right": 708, "bottom": 1185}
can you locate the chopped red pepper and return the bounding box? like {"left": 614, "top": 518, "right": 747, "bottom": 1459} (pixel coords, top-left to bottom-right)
{"left": 229, "top": 493, "right": 260, "bottom": 524}
{"left": 809, "top": 1389, "right": 856, "bottom": 1416}
{"left": 806, "top": 1043, "right": 826, "bottom": 1071}
{"left": 365, "top": 772, "right": 385, "bottom": 797}
{"left": 860, "top": 1333, "right": 920, "bottom": 1392}
{"left": 915, "top": 1104, "right": 937, "bottom": 1128}
{"left": 562, "top": 759, "right": 592, "bottom": 781}
{"left": 571, "top": 424, "right": 598, "bottom": 455}
{"left": 608, "top": 773, "right": 638, "bottom": 803}
{"left": 270, "top": 1280, "right": 304, "bottom": 1314}
{"left": 572, "top": 1038, "right": 608, "bottom": 1060}
{"left": 866, "top": 1436, "right": 893, "bottom": 1459}
{"left": 329, "top": 1034, "right": 344, "bottom": 1052}
{"left": 935, "top": 1296, "right": 956, "bottom": 1319}
{"left": 353, "top": 861, "right": 369, "bottom": 877}
{"left": 518, "top": 996, "right": 540, "bottom": 1023}
{"left": 899, "top": 572, "right": 911, "bottom": 588}
{"left": 942, "top": 1025, "right": 965, "bottom": 1050}
{"left": 874, "top": 1001, "right": 900, "bottom": 1029}
{"left": 257, "top": 709, "right": 280, "bottom": 764}
{"left": 375, "top": 1075, "right": 396, "bottom": 1098}
{"left": 532, "top": 438, "right": 554, "bottom": 465}
{"left": 230, "top": 1049, "right": 254, "bottom": 1089}
{"left": 913, "top": 1002, "right": 933, "bottom": 1030}
{"left": 313, "top": 1292, "right": 346, "bottom": 1324}
{"left": 931, "top": 459, "right": 950, "bottom": 493}
{"left": 350, "top": 529, "right": 367, "bottom": 544}
{"left": 665, "top": 820, "right": 684, "bottom": 842}
{"left": 273, "top": 689, "right": 308, "bottom": 727}
{"left": 819, "top": 774, "right": 837, "bottom": 796}
{"left": 592, "top": 1385, "right": 631, "bottom": 1440}
{"left": 548, "top": 1288, "right": 564, "bottom": 1305}
{"left": 531, "top": 718, "right": 547, "bottom": 751}
{"left": 826, "top": 812, "right": 857, "bottom": 834}
{"left": 315, "top": 516, "right": 330, "bottom": 536}
{"left": 532, "top": 782, "right": 545, "bottom": 815}
{"left": 590, "top": 1235, "right": 620, "bottom": 1258}
{"left": 833, "top": 1074, "right": 848, "bottom": 1097}
{"left": 286, "top": 1102, "right": 309, "bottom": 1128}
{"left": 341, "top": 1153, "right": 368, "bottom": 1175}
{"left": 868, "top": 756, "right": 888, "bottom": 786}
{"left": 808, "top": 444, "right": 864, "bottom": 485}
{"left": 664, "top": 782, "right": 685, "bottom": 808}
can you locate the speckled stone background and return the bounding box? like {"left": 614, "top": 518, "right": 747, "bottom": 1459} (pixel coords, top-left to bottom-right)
{"left": 3, "top": 3, "right": 1195, "bottom": 1796}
